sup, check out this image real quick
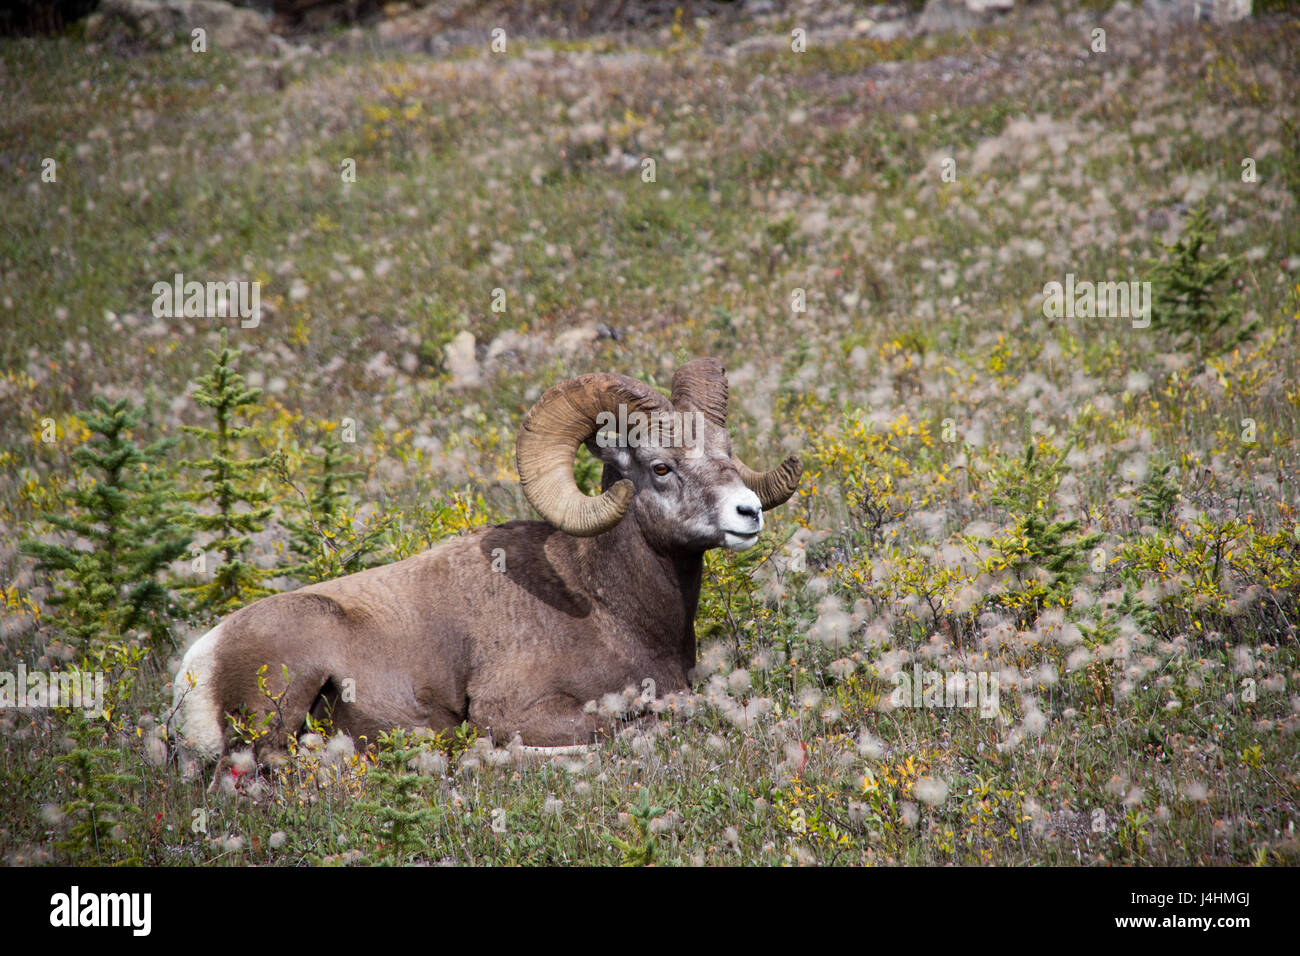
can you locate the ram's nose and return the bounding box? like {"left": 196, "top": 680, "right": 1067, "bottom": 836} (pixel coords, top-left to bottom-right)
{"left": 735, "top": 500, "right": 762, "bottom": 528}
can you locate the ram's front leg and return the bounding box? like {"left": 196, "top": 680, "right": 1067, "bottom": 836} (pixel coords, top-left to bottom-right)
{"left": 212, "top": 664, "right": 332, "bottom": 789}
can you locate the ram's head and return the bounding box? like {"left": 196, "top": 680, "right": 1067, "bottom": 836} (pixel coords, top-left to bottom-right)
{"left": 516, "top": 357, "right": 802, "bottom": 552}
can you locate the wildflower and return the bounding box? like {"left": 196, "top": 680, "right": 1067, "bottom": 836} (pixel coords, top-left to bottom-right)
{"left": 230, "top": 750, "right": 256, "bottom": 774}
{"left": 829, "top": 657, "right": 857, "bottom": 679}
{"left": 412, "top": 749, "right": 447, "bottom": 776}
{"left": 725, "top": 696, "right": 772, "bottom": 729}
{"left": 598, "top": 692, "right": 629, "bottom": 719}
{"left": 649, "top": 810, "right": 681, "bottom": 834}
{"left": 1023, "top": 710, "right": 1047, "bottom": 736}
{"left": 1181, "top": 781, "right": 1209, "bottom": 804}
{"left": 269, "top": 831, "right": 287, "bottom": 849}
{"left": 784, "top": 741, "right": 808, "bottom": 773}
{"left": 856, "top": 730, "right": 884, "bottom": 759}
{"left": 809, "top": 596, "right": 852, "bottom": 649}
{"left": 899, "top": 802, "right": 920, "bottom": 827}
{"left": 914, "top": 777, "right": 949, "bottom": 807}
{"left": 950, "top": 585, "right": 980, "bottom": 615}
{"left": 727, "top": 669, "right": 751, "bottom": 694}
{"left": 790, "top": 844, "right": 816, "bottom": 866}
{"left": 325, "top": 734, "right": 355, "bottom": 765}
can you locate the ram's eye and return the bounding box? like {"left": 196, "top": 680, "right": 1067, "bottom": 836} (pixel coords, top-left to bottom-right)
{"left": 652, "top": 463, "right": 671, "bottom": 476}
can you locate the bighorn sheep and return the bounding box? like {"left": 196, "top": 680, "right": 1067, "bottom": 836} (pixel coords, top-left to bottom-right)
{"left": 172, "top": 358, "right": 801, "bottom": 765}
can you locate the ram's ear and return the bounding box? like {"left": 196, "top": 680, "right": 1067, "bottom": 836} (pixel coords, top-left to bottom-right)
{"left": 583, "top": 435, "right": 635, "bottom": 481}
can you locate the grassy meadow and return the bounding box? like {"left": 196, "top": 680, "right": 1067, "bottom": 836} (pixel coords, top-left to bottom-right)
{"left": 0, "top": 0, "right": 1298, "bottom": 865}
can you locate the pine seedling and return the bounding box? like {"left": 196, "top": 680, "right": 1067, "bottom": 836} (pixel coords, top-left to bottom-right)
{"left": 180, "top": 331, "right": 277, "bottom": 615}
{"left": 356, "top": 729, "right": 445, "bottom": 865}
{"left": 21, "top": 395, "right": 191, "bottom": 652}
{"left": 279, "top": 425, "right": 388, "bottom": 583}
{"left": 1149, "top": 202, "right": 1254, "bottom": 353}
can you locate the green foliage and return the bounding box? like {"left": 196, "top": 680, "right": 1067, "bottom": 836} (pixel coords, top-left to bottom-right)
{"left": 573, "top": 443, "right": 603, "bottom": 497}
{"left": 808, "top": 410, "right": 921, "bottom": 548}
{"left": 1135, "top": 457, "right": 1180, "bottom": 530}
{"left": 1253, "top": 0, "right": 1300, "bottom": 17}
{"left": 609, "top": 788, "right": 666, "bottom": 866}
{"left": 697, "top": 530, "right": 781, "bottom": 664}
{"left": 382, "top": 489, "right": 503, "bottom": 561}
{"left": 21, "top": 395, "right": 190, "bottom": 651}
{"left": 278, "top": 427, "right": 390, "bottom": 583}
{"left": 180, "top": 331, "right": 276, "bottom": 615}
{"left": 982, "top": 437, "right": 1102, "bottom": 617}
{"left": 54, "top": 708, "right": 142, "bottom": 866}
{"left": 1148, "top": 202, "right": 1254, "bottom": 353}
{"left": 356, "top": 729, "right": 446, "bottom": 865}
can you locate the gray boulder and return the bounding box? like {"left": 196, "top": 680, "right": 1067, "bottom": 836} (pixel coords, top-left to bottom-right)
{"left": 86, "top": 0, "right": 272, "bottom": 50}
{"left": 917, "top": 0, "right": 1016, "bottom": 34}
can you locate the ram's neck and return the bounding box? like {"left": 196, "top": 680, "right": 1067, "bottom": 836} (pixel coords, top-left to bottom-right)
{"left": 575, "top": 518, "right": 704, "bottom": 673}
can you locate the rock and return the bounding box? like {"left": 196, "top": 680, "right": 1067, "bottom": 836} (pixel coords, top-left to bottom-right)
{"left": 485, "top": 328, "right": 535, "bottom": 365}
{"left": 552, "top": 324, "right": 600, "bottom": 356}
{"left": 726, "top": 33, "right": 789, "bottom": 57}
{"left": 869, "top": 19, "right": 913, "bottom": 41}
{"left": 444, "top": 330, "right": 481, "bottom": 389}
{"left": 86, "top": 0, "right": 272, "bottom": 51}
{"left": 917, "top": 0, "right": 1015, "bottom": 34}
{"left": 1143, "top": 0, "right": 1252, "bottom": 22}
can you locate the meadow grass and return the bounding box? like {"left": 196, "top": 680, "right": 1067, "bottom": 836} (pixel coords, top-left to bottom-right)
{"left": 0, "top": 2, "right": 1297, "bottom": 865}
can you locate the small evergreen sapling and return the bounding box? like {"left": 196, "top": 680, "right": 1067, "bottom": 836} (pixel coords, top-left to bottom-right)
{"left": 1149, "top": 202, "right": 1255, "bottom": 354}
{"left": 279, "top": 425, "right": 389, "bottom": 583}
{"left": 181, "top": 331, "right": 276, "bottom": 615}
{"left": 21, "top": 395, "right": 191, "bottom": 652}
{"left": 356, "top": 729, "right": 445, "bottom": 865}
{"left": 54, "top": 710, "right": 144, "bottom": 866}
{"left": 983, "top": 437, "right": 1103, "bottom": 619}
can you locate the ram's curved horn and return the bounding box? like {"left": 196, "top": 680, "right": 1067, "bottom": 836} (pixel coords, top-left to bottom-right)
{"left": 732, "top": 454, "right": 803, "bottom": 511}
{"left": 516, "top": 372, "right": 672, "bottom": 536}
{"left": 671, "top": 357, "right": 803, "bottom": 510}
{"left": 670, "top": 357, "right": 728, "bottom": 428}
